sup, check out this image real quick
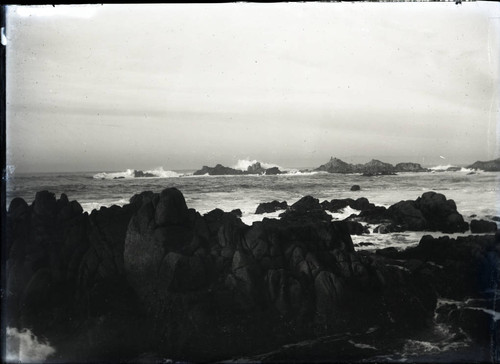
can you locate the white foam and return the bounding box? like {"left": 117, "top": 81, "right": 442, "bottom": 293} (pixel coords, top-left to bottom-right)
{"left": 326, "top": 206, "right": 360, "bottom": 220}
{"left": 93, "top": 167, "right": 181, "bottom": 179}
{"left": 240, "top": 210, "right": 282, "bottom": 225}
{"left": 80, "top": 198, "right": 129, "bottom": 212}
{"left": 6, "top": 327, "right": 56, "bottom": 363}
{"left": 429, "top": 164, "right": 457, "bottom": 171}
{"left": 459, "top": 167, "right": 481, "bottom": 173}
{"left": 348, "top": 340, "right": 377, "bottom": 350}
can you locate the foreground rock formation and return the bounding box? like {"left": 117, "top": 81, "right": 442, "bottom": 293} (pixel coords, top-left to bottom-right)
{"left": 5, "top": 189, "right": 499, "bottom": 362}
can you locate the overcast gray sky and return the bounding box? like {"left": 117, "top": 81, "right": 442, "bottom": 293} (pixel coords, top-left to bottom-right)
{"left": 6, "top": 2, "right": 500, "bottom": 172}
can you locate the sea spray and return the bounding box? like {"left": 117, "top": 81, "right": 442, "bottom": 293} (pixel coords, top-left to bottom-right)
{"left": 93, "top": 167, "right": 181, "bottom": 179}
{"left": 232, "top": 159, "right": 282, "bottom": 171}
{"left": 5, "top": 327, "right": 56, "bottom": 363}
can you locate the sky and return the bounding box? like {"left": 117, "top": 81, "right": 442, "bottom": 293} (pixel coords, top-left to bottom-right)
{"left": 5, "top": 2, "right": 500, "bottom": 173}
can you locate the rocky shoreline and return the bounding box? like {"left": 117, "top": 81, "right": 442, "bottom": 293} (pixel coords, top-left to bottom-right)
{"left": 5, "top": 188, "right": 499, "bottom": 362}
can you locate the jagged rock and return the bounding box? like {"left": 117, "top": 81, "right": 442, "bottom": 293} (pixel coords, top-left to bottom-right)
{"left": 9, "top": 188, "right": 482, "bottom": 362}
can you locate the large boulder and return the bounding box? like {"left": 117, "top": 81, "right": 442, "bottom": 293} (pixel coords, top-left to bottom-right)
{"left": 280, "top": 196, "right": 331, "bottom": 221}
{"left": 415, "top": 192, "right": 468, "bottom": 233}
{"left": 385, "top": 192, "right": 468, "bottom": 233}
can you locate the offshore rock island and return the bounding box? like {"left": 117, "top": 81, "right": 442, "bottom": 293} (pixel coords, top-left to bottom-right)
{"left": 193, "top": 161, "right": 282, "bottom": 176}
{"left": 5, "top": 187, "right": 499, "bottom": 362}
{"left": 314, "top": 157, "right": 428, "bottom": 175}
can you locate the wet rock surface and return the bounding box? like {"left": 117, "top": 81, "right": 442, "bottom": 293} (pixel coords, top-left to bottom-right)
{"left": 5, "top": 188, "right": 498, "bottom": 362}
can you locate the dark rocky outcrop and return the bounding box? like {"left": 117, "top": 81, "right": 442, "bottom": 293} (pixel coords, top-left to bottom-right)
{"left": 315, "top": 157, "right": 426, "bottom": 175}
{"left": 350, "top": 185, "right": 361, "bottom": 191}
{"left": 193, "top": 162, "right": 283, "bottom": 176}
{"left": 351, "top": 192, "right": 468, "bottom": 233}
{"left": 470, "top": 219, "right": 498, "bottom": 233}
{"left": 316, "top": 157, "right": 354, "bottom": 173}
{"left": 467, "top": 158, "right": 500, "bottom": 172}
{"left": 255, "top": 200, "right": 288, "bottom": 214}
{"left": 193, "top": 164, "right": 244, "bottom": 176}
{"left": 133, "top": 170, "right": 156, "bottom": 178}
{"left": 8, "top": 188, "right": 471, "bottom": 362}
{"left": 230, "top": 209, "right": 243, "bottom": 218}
{"left": 359, "top": 159, "right": 395, "bottom": 175}
{"left": 394, "top": 162, "right": 429, "bottom": 172}
{"left": 387, "top": 234, "right": 500, "bottom": 299}
{"left": 264, "top": 167, "right": 282, "bottom": 175}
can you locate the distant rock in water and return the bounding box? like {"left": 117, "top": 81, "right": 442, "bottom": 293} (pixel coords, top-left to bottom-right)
{"left": 350, "top": 185, "right": 361, "bottom": 191}
{"left": 133, "top": 170, "right": 157, "bottom": 178}
{"left": 394, "top": 162, "right": 428, "bottom": 172}
{"left": 194, "top": 162, "right": 282, "bottom": 176}
{"left": 264, "top": 167, "right": 282, "bottom": 175}
{"left": 193, "top": 164, "right": 244, "bottom": 176}
{"left": 359, "top": 159, "right": 395, "bottom": 175}
{"left": 466, "top": 158, "right": 500, "bottom": 171}
{"left": 315, "top": 157, "right": 426, "bottom": 175}
{"left": 315, "top": 157, "right": 354, "bottom": 173}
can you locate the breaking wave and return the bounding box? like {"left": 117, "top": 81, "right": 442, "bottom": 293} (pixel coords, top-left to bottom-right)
{"left": 93, "top": 167, "right": 181, "bottom": 180}
{"left": 6, "top": 327, "right": 56, "bottom": 363}
{"left": 429, "top": 164, "right": 457, "bottom": 171}
{"left": 232, "top": 159, "right": 282, "bottom": 171}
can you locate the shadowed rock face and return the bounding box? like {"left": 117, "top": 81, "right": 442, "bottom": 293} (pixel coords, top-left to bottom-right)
{"left": 5, "top": 188, "right": 497, "bottom": 362}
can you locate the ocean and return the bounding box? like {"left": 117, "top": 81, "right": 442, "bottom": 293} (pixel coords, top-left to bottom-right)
{"left": 5, "top": 163, "right": 500, "bottom": 362}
